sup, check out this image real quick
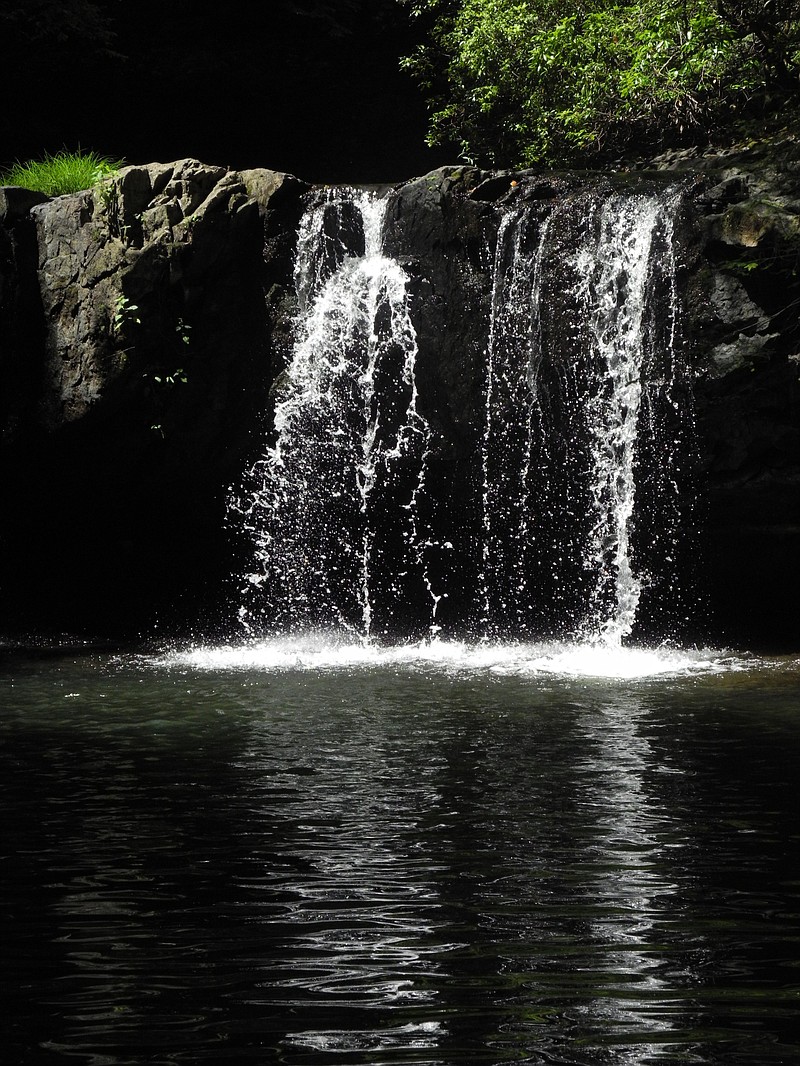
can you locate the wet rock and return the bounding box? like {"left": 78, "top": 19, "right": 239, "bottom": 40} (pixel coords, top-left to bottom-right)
{"left": 667, "top": 133, "right": 800, "bottom": 644}
{"left": 0, "top": 159, "right": 309, "bottom": 633}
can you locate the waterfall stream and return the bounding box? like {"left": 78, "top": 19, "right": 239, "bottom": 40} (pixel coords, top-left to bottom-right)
{"left": 480, "top": 186, "right": 687, "bottom": 644}
{"left": 229, "top": 179, "right": 692, "bottom": 646}
{"left": 228, "top": 188, "right": 430, "bottom": 639}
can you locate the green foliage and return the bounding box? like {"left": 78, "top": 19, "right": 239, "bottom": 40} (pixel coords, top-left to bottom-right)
{"left": 111, "top": 294, "right": 140, "bottom": 337}
{"left": 152, "top": 368, "right": 188, "bottom": 386}
{"left": 1, "top": 150, "right": 124, "bottom": 196}
{"left": 175, "top": 319, "right": 192, "bottom": 346}
{"left": 399, "top": 0, "right": 800, "bottom": 165}
{"left": 721, "top": 257, "right": 760, "bottom": 274}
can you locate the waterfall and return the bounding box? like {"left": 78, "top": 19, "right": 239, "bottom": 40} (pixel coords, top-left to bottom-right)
{"left": 229, "top": 177, "right": 693, "bottom": 646}
{"left": 480, "top": 183, "right": 689, "bottom": 644}
{"left": 480, "top": 203, "right": 553, "bottom": 636}
{"left": 581, "top": 193, "right": 677, "bottom": 644}
{"left": 228, "top": 188, "right": 431, "bottom": 640}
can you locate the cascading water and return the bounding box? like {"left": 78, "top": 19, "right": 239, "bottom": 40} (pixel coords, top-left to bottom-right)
{"left": 228, "top": 188, "right": 432, "bottom": 640}
{"left": 480, "top": 183, "right": 690, "bottom": 644}
{"left": 229, "top": 176, "right": 694, "bottom": 648}
{"left": 480, "top": 203, "right": 553, "bottom": 636}
{"left": 581, "top": 193, "right": 680, "bottom": 644}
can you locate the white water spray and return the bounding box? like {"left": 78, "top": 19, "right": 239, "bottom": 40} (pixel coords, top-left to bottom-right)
{"left": 481, "top": 184, "right": 686, "bottom": 645}
{"left": 578, "top": 192, "right": 680, "bottom": 644}
{"left": 229, "top": 178, "right": 691, "bottom": 650}
{"left": 229, "top": 189, "right": 430, "bottom": 639}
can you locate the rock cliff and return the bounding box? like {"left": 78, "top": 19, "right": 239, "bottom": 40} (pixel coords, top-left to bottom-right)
{"left": 652, "top": 133, "right": 800, "bottom": 647}
{"left": 0, "top": 151, "right": 797, "bottom": 645}
{"left": 0, "top": 160, "right": 309, "bottom": 632}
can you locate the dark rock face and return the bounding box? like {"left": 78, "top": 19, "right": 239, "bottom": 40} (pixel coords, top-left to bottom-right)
{"left": 380, "top": 167, "right": 496, "bottom": 630}
{"left": 0, "top": 150, "right": 798, "bottom": 646}
{"left": 0, "top": 160, "right": 309, "bottom": 634}
{"left": 661, "top": 136, "right": 800, "bottom": 647}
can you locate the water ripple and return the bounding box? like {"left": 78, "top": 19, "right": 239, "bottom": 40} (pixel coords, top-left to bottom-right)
{"left": 1, "top": 648, "right": 799, "bottom": 1063}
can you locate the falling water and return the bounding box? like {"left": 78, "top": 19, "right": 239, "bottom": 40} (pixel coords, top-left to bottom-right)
{"left": 230, "top": 178, "right": 692, "bottom": 647}
{"left": 580, "top": 191, "right": 682, "bottom": 643}
{"left": 480, "top": 203, "right": 553, "bottom": 635}
{"left": 228, "top": 188, "right": 430, "bottom": 639}
{"left": 480, "top": 183, "right": 688, "bottom": 644}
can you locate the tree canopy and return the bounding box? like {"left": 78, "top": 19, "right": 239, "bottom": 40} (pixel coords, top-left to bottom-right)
{"left": 399, "top": 0, "right": 800, "bottom": 165}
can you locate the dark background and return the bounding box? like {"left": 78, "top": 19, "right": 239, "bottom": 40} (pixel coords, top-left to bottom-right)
{"left": 0, "top": 0, "right": 454, "bottom": 183}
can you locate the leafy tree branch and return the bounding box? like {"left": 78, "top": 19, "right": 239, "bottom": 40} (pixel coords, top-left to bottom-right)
{"left": 398, "top": 0, "right": 800, "bottom": 165}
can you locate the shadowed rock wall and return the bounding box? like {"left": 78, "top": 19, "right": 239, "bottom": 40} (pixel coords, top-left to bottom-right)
{"left": 661, "top": 135, "right": 800, "bottom": 648}
{"left": 1, "top": 153, "right": 798, "bottom": 645}
{"left": 0, "top": 160, "right": 308, "bottom": 634}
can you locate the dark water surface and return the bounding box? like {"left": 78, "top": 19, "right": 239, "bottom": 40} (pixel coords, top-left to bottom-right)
{"left": 2, "top": 640, "right": 799, "bottom": 1065}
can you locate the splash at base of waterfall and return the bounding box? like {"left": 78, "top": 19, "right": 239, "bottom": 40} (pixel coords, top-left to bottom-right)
{"left": 157, "top": 635, "right": 753, "bottom": 680}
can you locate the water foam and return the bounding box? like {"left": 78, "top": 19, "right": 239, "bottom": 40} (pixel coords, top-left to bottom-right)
{"left": 156, "top": 636, "right": 742, "bottom": 680}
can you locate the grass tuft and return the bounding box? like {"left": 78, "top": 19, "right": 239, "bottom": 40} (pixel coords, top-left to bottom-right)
{"left": 0, "top": 149, "right": 125, "bottom": 196}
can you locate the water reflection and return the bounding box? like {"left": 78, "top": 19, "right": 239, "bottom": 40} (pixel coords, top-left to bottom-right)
{"left": 567, "top": 695, "right": 696, "bottom": 1060}
{"left": 1, "top": 652, "right": 799, "bottom": 1063}
{"left": 235, "top": 709, "right": 455, "bottom": 1058}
